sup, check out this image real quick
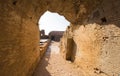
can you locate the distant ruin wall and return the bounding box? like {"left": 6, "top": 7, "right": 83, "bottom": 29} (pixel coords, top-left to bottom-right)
{"left": 49, "top": 31, "right": 64, "bottom": 42}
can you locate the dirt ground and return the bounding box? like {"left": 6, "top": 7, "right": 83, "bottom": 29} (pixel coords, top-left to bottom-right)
{"left": 33, "top": 41, "right": 84, "bottom": 76}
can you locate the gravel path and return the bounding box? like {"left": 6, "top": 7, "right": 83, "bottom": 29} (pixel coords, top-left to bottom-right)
{"left": 33, "top": 41, "right": 84, "bottom": 76}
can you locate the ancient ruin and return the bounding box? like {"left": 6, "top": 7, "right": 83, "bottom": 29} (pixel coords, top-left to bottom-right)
{"left": 40, "top": 30, "right": 49, "bottom": 39}
{"left": 49, "top": 31, "right": 64, "bottom": 41}
{"left": 0, "top": 0, "right": 120, "bottom": 76}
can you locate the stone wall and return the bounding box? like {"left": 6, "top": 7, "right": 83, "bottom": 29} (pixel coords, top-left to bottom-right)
{"left": 60, "top": 0, "right": 120, "bottom": 76}
{"left": 0, "top": 0, "right": 40, "bottom": 76}
{"left": 39, "top": 39, "right": 51, "bottom": 60}
{"left": 40, "top": 30, "right": 49, "bottom": 39}
{"left": 49, "top": 31, "right": 64, "bottom": 42}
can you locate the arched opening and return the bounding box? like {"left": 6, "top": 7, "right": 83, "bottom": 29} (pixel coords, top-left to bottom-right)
{"left": 38, "top": 11, "right": 70, "bottom": 42}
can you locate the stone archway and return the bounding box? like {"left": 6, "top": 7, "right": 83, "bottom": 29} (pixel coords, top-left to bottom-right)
{"left": 0, "top": 0, "right": 100, "bottom": 75}
{"left": 0, "top": 0, "right": 120, "bottom": 76}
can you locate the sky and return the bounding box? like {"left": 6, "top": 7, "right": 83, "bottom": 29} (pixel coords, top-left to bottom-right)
{"left": 38, "top": 11, "right": 70, "bottom": 35}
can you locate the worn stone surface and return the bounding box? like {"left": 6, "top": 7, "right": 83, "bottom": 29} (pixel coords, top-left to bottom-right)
{"left": 60, "top": 0, "right": 120, "bottom": 76}
{"left": 33, "top": 41, "right": 84, "bottom": 76}
{"left": 61, "top": 24, "right": 120, "bottom": 76}
{"left": 0, "top": 0, "right": 120, "bottom": 76}
{"left": 0, "top": 0, "right": 40, "bottom": 76}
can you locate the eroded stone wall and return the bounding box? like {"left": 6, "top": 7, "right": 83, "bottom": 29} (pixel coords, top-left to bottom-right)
{"left": 0, "top": 0, "right": 40, "bottom": 76}
{"left": 60, "top": 0, "right": 120, "bottom": 76}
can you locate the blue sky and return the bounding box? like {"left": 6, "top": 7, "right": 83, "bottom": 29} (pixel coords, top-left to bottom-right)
{"left": 38, "top": 11, "right": 70, "bottom": 35}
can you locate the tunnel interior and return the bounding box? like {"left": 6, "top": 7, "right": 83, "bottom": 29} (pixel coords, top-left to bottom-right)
{"left": 0, "top": 0, "right": 120, "bottom": 76}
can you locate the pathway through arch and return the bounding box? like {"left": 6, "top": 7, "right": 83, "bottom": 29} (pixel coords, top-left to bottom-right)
{"left": 33, "top": 41, "right": 84, "bottom": 76}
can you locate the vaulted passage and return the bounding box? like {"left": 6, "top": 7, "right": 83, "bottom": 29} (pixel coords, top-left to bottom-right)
{"left": 33, "top": 41, "right": 83, "bottom": 76}
{"left": 0, "top": 0, "right": 120, "bottom": 76}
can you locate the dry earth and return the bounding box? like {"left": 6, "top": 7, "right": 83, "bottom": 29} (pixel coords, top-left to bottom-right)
{"left": 33, "top": 41, "right": 84, "bottom": 76}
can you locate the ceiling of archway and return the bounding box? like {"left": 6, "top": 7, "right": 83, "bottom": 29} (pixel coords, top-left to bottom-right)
{"left": 0, "top": 0, "right": 101, "bottom": 25}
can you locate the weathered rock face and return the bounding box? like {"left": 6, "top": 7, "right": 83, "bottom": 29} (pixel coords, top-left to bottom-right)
{"left": 0, "top": 0, "right": 39, "bottom": 76}
{"left": 61, "top": 25, "right": 120, "bottom": 76}
{"left": 0, "top": 0, "right": 120, "bottom": 76}
{"left": 0, "top": 1, "right": 40, "bottom": 76}
{"left": 60, "top": 0, "right": 120, "bottom": 76}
